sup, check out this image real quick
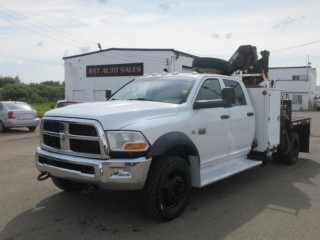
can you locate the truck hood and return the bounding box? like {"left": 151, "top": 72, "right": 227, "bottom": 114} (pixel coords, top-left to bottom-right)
{"left": 45, "top": 100, "right": 181, "bottom": 129}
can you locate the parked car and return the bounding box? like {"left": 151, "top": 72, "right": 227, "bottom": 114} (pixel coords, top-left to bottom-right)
{"left": 55, "top": 100, "right": 79, "bottom": 108}
{"left": 0, "top": 101, "right": 40, "bottom": 133}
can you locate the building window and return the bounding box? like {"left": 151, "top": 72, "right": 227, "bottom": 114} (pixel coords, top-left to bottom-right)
{"left": 292, "top": 75, "right": 308, "bottom": 81}
{"left": 292, "top": 95, "right": 302, "bottom": 104}
{"left": 292, "top": 75, "right": 300, "bottom": 80}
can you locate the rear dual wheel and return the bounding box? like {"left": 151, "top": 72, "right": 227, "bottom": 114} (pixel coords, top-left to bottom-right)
{"left": 273, "top": 132, "right": 300, "bottom": 165}
{"left": 282, "top": 132, "right": 300, "bottom": 165}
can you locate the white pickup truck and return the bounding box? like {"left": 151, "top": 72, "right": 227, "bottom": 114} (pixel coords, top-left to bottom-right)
{"left": 35, "top": 71, "right": 311, "bottom": 220}
{"left": 36, "top": 73, "right": 310, "bottom": 220}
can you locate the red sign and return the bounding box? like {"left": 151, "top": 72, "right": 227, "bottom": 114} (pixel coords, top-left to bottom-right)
{"left": 86, "top": 63, "right": 144, "bottom": 77}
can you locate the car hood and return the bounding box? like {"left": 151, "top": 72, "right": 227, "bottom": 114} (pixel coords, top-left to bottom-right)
{"left": 45, "top": 100, "right": 181, "bottom": 129}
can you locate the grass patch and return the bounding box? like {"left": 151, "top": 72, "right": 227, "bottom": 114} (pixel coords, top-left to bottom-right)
{"left": 32, "top": 102, "right": 55, "bottom": 117}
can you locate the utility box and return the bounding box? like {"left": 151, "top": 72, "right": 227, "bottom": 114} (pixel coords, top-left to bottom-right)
{"left": 247, "top": 88, "right": 281, "bottom": 152}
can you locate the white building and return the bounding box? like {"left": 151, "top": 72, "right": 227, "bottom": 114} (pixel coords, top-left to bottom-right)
{"left": 269, "top": 66, "right": 317, "bottom": 111}
{"left": 63, "top": 49, "right": 317, "bottom": 110}
{"left": 63, "top": 48, "right": 197, "bottom": 102}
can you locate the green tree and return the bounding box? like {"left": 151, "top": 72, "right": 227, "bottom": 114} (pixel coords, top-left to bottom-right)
{"left": 0, "top": 80, "right": 64, "bottom": 103}
{"left": 0, "top": 75, "right": 20, "bottom": 88}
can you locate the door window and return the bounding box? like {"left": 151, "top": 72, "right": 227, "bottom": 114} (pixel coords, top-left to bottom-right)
{"left": 223, "top": 79, "right": 247, "bottom": 106}
{"left": 196, "top": 78, "right": 222, "bottom": 101}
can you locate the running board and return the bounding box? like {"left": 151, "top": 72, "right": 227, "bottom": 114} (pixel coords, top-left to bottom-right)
{"left": 200, "top": 157, "right": 262, "bottom": 187}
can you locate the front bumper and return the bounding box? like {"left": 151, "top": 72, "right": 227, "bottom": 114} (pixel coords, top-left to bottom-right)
{"left": 35, "top": 147, "right": 152, "bottom": 190}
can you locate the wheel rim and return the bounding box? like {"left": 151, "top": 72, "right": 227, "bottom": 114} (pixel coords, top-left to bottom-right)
{"left": 161, "top": 175, "right": 186, "bottom": 210}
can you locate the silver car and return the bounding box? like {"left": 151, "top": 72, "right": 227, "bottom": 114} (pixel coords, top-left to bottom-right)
{"left": 0, "top": 101, "right": 40, "bottom": 133}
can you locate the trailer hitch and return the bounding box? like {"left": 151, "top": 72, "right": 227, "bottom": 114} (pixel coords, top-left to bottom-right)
{"left": 37, "top": 172, "right": 50, "bottom": 181}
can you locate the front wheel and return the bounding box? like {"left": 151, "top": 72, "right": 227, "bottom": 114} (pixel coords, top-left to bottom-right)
{"left": 142, "top": 156, "right": 191, "bottom": 221}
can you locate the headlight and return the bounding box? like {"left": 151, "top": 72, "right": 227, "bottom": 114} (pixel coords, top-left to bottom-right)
{"left": 106, "top": 131, "right": 149, "bottom": 152}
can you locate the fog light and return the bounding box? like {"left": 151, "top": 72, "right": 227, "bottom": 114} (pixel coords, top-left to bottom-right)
{"left": 113, "top": 168, "right": 131, "bottom": 177}
{"left": 119, "top": 168, "right": 131, "bottom": 176}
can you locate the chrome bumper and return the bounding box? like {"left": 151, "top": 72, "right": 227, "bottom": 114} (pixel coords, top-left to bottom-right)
{"left": 35, "top": 146, "right": 152, "bottom": 190}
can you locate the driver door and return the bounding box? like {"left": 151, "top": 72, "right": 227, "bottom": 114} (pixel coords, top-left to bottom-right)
{"left": 190, "top": 78, "right": 231, "bottom": 166}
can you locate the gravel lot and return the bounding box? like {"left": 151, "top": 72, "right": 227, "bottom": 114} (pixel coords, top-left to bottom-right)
{"left": 1, "top": 112, "right": 320, "bottom": 240}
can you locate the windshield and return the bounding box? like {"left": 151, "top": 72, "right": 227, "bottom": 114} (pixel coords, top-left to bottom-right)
{"left": 110, "top": 76, "right": 195, "bottom": 104}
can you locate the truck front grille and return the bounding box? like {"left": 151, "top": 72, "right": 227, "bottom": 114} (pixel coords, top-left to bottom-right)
{"left": 41, "top": 119, "right": 108, "bottom": 159}
{"left": 70, "top": 139, "right": 100, "bottom": 154}
{"left": 69, "top": 123, "right": 97, "bottom": 136}
{"left": 43, "top": 134, "right": 61, "bottom": 149}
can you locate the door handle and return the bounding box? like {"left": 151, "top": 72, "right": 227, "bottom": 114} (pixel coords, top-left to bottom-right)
{"left": 247, "top": 112, "right": 254, "bottom": 117}
{"left": 221, "top": 115, "right": 230, "bottom": 119}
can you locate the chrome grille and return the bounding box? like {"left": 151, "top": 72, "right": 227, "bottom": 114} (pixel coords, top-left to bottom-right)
{"left": 69, "top": 123, "right": 97, "bottom": 136}
{"left": 41, "top": 118, "right": 109, "bottom": 159}
{"left": 70, "top": 139, "right": 100, "bottom": 154}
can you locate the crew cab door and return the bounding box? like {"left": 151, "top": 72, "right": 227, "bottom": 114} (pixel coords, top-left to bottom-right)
{"left": 223, "top": 79, "right": 255, "bottom": 157}
{"left": 190, "top": 78, "right": 231, "bottom": 165}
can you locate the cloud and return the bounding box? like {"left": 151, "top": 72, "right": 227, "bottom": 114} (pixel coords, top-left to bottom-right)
{"left": 122, "top": 13, "right": 161, "bottom": 24}
{"left": 34, "top": 41, "right": 45, "bottom": 48}
{"left": 212, "top": 32, "right": 233, "bottom": 40}
{"left": 97, "top": 0, "right": 108, "bottom": 4}
{"left": 158, "top": 3, "right": 170, "bottom": 11}
{"left": 79, "top": 45, "right": 91, "bottom": 54}
{"left": 273, "top": 16, "right": 305, "bottom": 29}
{"left": 225, "top": 33, "right": 233, "bottom": 39}
{"left": 212, "top": 33, "right": 220, "bottom": 39}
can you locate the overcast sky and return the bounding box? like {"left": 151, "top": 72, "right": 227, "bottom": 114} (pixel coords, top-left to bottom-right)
{"left": 1, "top": 0, "right": 320, "bottom": 84}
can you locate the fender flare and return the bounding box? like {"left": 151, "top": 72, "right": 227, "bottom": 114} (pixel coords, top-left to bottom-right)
{"left": 147, "top": 131, "right": 199, "bottom": 158}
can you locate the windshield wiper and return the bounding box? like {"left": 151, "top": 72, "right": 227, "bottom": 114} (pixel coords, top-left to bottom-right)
{"left": 128, "top": 98, "right": 155, "bottom": 101}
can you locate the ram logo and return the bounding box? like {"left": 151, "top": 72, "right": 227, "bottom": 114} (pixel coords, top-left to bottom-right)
{"left": 59, "top": 131, "right": 66, "bottom": 140}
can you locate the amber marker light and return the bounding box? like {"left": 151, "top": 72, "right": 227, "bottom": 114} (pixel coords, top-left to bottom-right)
{"left": 124, "top": 143, "right": 148, "bottom": 151}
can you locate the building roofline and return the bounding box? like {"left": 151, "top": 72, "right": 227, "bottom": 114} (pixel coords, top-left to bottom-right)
{"left": 63, "top": 48, "right": 198, "bottom": 60}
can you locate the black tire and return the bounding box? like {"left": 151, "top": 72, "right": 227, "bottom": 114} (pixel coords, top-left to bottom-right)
{"left": 281, "top": 132, "right": 300, "bottom": 165}
{"left": 28, "top": 126, "right": 36, "bottom": 132}
{"left": 51, "top": 176, "right": 85, "bottom": 192}
{"left": 142, "top": 156, "right": 191, "bottom": 221}
{"left": 0, "top": 121, "right": 4, "bottom": 133}
{"left": 192, "top": 57, "right": 232, "bottom": 74}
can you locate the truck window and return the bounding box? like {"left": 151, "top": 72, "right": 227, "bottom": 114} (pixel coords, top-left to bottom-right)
{"left": 223, "top": 79, "right": 247, "bottom": 106}
{"left": 110, "top": 76, "right": 195, "bottom": 104}
{"left": 196, "top": 78, "right": 222, "bottom": 101}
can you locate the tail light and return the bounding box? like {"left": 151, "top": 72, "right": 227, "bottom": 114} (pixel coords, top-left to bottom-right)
{"left": 8, "top": 111, "right": 15, "bottom": 119}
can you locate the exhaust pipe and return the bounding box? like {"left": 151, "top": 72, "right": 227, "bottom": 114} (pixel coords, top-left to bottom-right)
{"left": 37, "top": 172, "right": 50, "bottom": 181}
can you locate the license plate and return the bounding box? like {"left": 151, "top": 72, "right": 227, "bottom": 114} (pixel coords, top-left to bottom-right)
{"left": 20, "top": 113, "right": 33, "bottom": 119}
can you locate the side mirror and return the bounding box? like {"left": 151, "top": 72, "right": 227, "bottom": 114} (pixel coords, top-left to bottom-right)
{"left": 221, "top": 87, "right": 235, "bottom": 107}
{"left": 105, "top": 89, "right": 112, "bottom": 100}
{"left": 193, "top": 99, "right": 227, "bottom": 110}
